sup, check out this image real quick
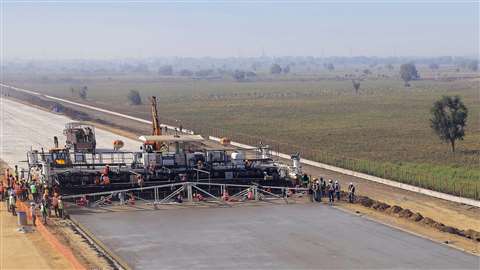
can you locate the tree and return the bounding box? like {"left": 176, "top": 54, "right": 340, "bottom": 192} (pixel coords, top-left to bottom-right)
{"left": 179, "top": 69, "right": 193, "bottom": 76}
{"left": 352, "top": 79, "right": 360, "bottom": 94}
{"left": 399, "top": 63, "right": 419, "bottom": 87}
{"left": 386, "top": 64, "right": 394, "bottom": 71}
{"left": 429, "top": 63, "right": 439, "bottom": 70}
{"left": 324, "top": 63, "right": 335, "bottom": 71}
{"left": 70, "top": 87, "right": 75, "bottom": 96}
{"left": 232, "top": 70, "right": 246, "bottom": 82}
{"left": 283, "top": 65, "right": 291, "bottom": 74}
{"left": 195, "top": 69, "right": 214, "bottom": 77}
{"left": 363, "top": 69, "right": 371, "bottom": 75}
{"left": 78, "top": 86, "right": 88, "bottom": 100}
{"left": 246, "top": 71, "right": 257, "bottom": 78}
{"left": 127, "top": 90, "right": 142, "bottom": 105}
{"left": 467, "top": 60, "right": 478, "bottom": 71}
{"left": 158, "top": 65, "right": 173, "bottom": 76}
{"left": 270, "top": 64, "right": 282, "bottom": 74}
{"left": 430, "top": 95, "right": 468, "bottom": 153}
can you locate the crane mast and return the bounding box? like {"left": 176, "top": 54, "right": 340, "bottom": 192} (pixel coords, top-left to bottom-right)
{"left": 151, "top": 96, "right": 161, "bottom": 136}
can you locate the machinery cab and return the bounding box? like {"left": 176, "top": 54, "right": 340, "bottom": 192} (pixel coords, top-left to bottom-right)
{"left": 64, "top": 122, "right": 96, "bottom": 153}
{"left": 49, "top": 148, "right": 72, "bottom": 168}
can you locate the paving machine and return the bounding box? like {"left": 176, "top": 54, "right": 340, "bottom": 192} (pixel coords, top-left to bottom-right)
{"left": 25, "top": 96, "right": 302, "bottom": 195}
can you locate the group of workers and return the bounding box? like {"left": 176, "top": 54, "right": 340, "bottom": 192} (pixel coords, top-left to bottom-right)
{"left": 1, "top": 167, "right": 65, "bottom": 227}
{"left": 301, "top": 174, "right": 356, "bottom": 204}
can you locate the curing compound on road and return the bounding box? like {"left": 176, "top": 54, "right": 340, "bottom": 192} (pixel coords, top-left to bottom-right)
{"left": 1, "top": 82, "right": 478, "bottom": 207}
{"left": 1, "top": 94, "right": 479, "bottom": 269}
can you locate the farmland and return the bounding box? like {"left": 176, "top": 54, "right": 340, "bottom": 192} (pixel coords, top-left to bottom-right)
{"left": 4, "top": 68, "right": 480, "bottom": 198}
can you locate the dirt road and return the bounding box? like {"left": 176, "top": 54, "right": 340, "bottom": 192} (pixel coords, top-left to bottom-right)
{"left": 0, "top": 204, "right": 74, "bottom": 269}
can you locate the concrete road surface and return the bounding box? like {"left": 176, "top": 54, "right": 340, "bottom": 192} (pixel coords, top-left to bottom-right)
{"left": 72, "top": 204, "right": 478, "bottom": 270}
{"left": 0, "top": 98, "right": 139, "bottom": 167}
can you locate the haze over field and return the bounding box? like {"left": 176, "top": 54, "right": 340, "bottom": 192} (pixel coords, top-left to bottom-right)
{"left": 2, "top": 2, "right": 479, "bottom": 59}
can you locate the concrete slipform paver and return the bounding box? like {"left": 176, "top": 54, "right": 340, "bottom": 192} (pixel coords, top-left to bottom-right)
{"left": 1, "top": 98, "right": 478, "bottom": 269}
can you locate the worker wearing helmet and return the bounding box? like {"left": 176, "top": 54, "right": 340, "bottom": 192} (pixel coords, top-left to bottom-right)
{"left": 334, "top": 180, "right": 341, "bottom": 201}
{"left": 328, "top": 179, "right": 335, "bottom": 204}
{"left": 348, "top": 182, "right": 356, "bottom": 203}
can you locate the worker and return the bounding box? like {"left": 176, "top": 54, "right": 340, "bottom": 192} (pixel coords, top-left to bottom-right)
{"left": 102, "top": 175, "right": 111, "bottom": 185}
{"left": 0, "top": 181, "right": 4, "bottom": 201}
{"left": 52, "top": 194, "right": 59, "bottom": 218}
{"left": 334, "top": 180, "right": 341, "bottom": 201}
{"left": 118, "top": 192, "right": 125, "bottom": 205}
{"left": 137, "top": 175, "right": 144, "bottom": 187}
{"left": 30, "top": 181, "right": 38, "bottom": 202}
{"left": 5, "top": 187, "right": 11, "bottom": 212}
{"left": 40, "top": 201, "right": 48, "bottom": 225}
{"left": 348, "top": 182, "right": 356, "bottom": 203}
{"left": 307, "top": 182, "right": 314, "bottom": 202}
{"left": 128, "top": 192, "right": 135, "bottom": 205}
{"left": 8, "top": 193, "right": 16, "bottom": 216}
{"left": 287, "top": 188, "right": 294, "bottom": 198}
{"left": 327, "top": 179, "right": 335, "bottom": 205}
{"left": 194, "top": 193, "right": 204, "bottom": 202}
{"left": 30, "top": 202, "right": 37, "bottom": 226}
{"left": 301, "top": 174, "right": 309, "bottom": 188}
{"left": 103, "top": 164, "right": 110, "bottom": 176}
{"left": 222, "top": 190, "right": 229, "bottom": 201}
{"left": 21, "top": 181, "right": 28, "bottom": 201}
{"left": 58, "top": 196, "right": 64, "bottom": 219}
{"left": 175, "top": 193, "right": 183, "bottom": 203}
{"left": 43, "top": 190, "right": 51, "bottom": 217}
{"left": 14, "top": 182, "right": 22, "bottom": 201}
{"left": 78, "top": 196, "right": 89, "bottom": 207}
{"left": 314, "top": 180, "right": 321, "bottom": 202}
{"left": 247, "top": 188, "right": 254, "bottom": 200}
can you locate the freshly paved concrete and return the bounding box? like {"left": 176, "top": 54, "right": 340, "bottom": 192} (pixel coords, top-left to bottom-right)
{"left": 0, "top": 98, "right": 139, "bottom": 167}
{"left": 72, "top": 204, "right": 479, "bottom": 270}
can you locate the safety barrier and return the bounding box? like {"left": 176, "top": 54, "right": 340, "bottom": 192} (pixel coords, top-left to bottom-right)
{"left": 62, "top": 181, "right": 308, "bottom": 208}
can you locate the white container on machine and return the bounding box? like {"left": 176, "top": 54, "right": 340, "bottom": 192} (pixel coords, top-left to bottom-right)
{"left": 231, "top": 151, "right": 245, "bottom": 167}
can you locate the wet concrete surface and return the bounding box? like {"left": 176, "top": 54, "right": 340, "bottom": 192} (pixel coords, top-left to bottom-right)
{"left": 72, "top": 204, "right": 479, "bottom": 270}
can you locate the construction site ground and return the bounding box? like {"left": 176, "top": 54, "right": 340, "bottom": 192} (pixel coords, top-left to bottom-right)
{"left": 69, "top": 203, "right": 477, "bottom": 270}
{"left": 1, "top": 96, "right": 479, "bottom": 268}
{"left": 0, "top": 203, "right": 73, "bottom": 270}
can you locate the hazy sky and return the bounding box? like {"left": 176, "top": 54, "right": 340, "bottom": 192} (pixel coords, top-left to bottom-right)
{"left": 2, "top": 1, "right": 479, "bottom": 59}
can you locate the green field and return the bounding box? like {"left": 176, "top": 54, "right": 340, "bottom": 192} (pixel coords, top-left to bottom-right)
{"left": 5, "top": 70, "right": 480, "bottom": 199}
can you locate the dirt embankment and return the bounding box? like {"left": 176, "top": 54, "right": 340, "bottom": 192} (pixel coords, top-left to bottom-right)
{"left": 335, "top": 191, "right": 479, "bottom": 254}
{"left": 351, "top": 193, "right": 480, "bottom": 242}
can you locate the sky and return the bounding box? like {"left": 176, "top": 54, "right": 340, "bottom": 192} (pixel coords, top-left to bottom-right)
{"left": 2, "top": 1, "right": 479, "bottom": 59}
